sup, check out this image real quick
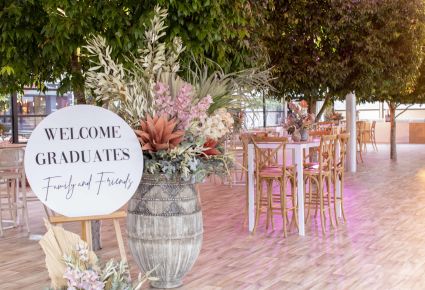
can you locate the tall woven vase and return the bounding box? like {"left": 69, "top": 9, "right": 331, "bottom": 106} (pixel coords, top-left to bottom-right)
{"left": 127, "top": 174, "right": 203, "bottom": 288}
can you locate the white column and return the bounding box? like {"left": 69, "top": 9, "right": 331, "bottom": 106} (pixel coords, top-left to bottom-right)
{"left": 346, "top": 92, "right": 357, "bottom": 172}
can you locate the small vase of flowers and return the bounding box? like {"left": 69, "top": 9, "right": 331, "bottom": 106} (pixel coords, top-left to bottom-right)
{"left": 283, "top": 101, "right": 315, "bottom": 142}
{"left": 325, "top": 111, "right": 344, "bottom": 124}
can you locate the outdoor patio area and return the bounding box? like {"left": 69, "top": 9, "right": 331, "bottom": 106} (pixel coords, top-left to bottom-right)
{"left": 1, "top": 143, "right": 425, "bottom": 289}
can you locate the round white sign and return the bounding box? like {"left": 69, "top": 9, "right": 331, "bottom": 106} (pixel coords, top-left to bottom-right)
{"left": 24, "top": 105, "right": 143, "bottom": 217}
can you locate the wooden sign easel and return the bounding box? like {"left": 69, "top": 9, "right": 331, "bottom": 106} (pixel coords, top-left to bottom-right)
{"left": 48, "top": 210, "right": 127, "bottom": 262}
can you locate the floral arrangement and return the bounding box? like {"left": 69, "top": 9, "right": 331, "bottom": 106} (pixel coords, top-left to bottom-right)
{"left": 85, "top": 6, "right": 272, "bottom": 181}
{"left": 40, "top": 222, "right": 154, "bottom": 290}
{"left": 284, "top": 101, "right": 315, "bottom": 134}
{"left": 62, "top": 243, "right": 145, "bottom": 290}
{"left": 325, "top": 111, "right": 343, "bottom": 122}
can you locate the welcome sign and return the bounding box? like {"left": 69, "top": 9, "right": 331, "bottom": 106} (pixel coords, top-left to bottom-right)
{"left": 24, "top": 105, "right": 143, "bottom": 217}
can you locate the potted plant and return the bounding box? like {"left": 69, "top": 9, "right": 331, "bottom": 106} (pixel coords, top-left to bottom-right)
{"left": 84, "top": 6, "right": 272, "bottom": 288}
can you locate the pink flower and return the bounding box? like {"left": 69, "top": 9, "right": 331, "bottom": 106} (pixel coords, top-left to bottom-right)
{"left": 64, "top": 267, "right": 104, "bottom": 290}
{"left": 154, "top": 82, "right": 169, "bottom": 96}
{"left": 300, "top": 100, "right": 308, "bottom": 108}
{"left": 153, "top": 81, "right": 212, "bottom": 130}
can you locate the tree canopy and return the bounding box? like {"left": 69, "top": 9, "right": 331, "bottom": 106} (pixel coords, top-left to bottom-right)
{"left": 0, "top": 1, "right": 257, "bottom": 100}
{"left": 361, "top": 0, "right": 425, "bottom": 160}
{"left": 261, "top": 0, "right": 425, "bottom": 117}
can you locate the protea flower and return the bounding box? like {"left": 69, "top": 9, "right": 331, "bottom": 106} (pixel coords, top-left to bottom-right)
{"left": 202, "top": 138, "right": 221, "bottom": 156}
{"left": 135, "top": 115, "right": 185, "bottom": 152}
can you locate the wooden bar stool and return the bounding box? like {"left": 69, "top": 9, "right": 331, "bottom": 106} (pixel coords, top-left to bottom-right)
{"left": 356, "top": 121, "right": 366, "bottom": 163}
{"left": 370, "top": 121, "right": 378, "bottom": 151}
{"left": 333, "top": 133, "right": 349, "bottom": 225}
{"left": 304, "top": 135, "right": 336, "bottom": 235}
{"left": 0, "top": 148, "right": 29, "bottom": 237}
{"left": 251, "top": 136, "right": 298, "bottom": 237}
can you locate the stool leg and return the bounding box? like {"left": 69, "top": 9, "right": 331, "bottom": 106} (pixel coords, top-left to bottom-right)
{"left": 340, "top": 174, "right": 347, "bottom": 222}
{"left": 253, "top": 180, "right": 262, "bottom": 233}
{"left": 7, "top": 180, "right": 16, "bottom": 227}
{"left": 0, "top": 188, "right": 3, "bottom": 237}
{"left": 318, "top": 177, "right": 326, "bottom": 235}
{"left": 291, "top": 176, "right": 299, "bottom": 231}
{"left": 373, "top": 136, "right": 378, "bottom": 152}
{"left": 326, "top": 174, "right": 334, "bottom": 229}
{"left": 269, "top": 180, "right": 275, "bottom": 230}
{"left": 279, "top": 178, "right": 287, "bottom": 237}
{"left": 6, "top": 182, "right": 13, "bottom": 222}
{"left": 305, "top": 176, "right": 312, "bottom": 223}
{"left": 265, "top": 180, "right": 273, "bottom": 230}
{"left": 333, "top": 173, "right": 339, "bottom": 227}
{"left": 12, "top": 179, "right": 18, "bottom": 227}
{"left": 21, "top": 173, "right": 30, "bottom": 234}
{"left": 243, "top": 181, "right": 248, "bottom": 227}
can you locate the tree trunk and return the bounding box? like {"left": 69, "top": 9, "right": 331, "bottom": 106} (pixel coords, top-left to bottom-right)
{"left": 307, "top": 97, "right": 316, "bottom": 115}
{"left": 315, "top": 95, "right": 331, "bottom": 122}
{"left": 389, "top": 102, "right": 397, "bottom": 161}
{"left": 71, "top": 52, "right": 86, "bottom": 104}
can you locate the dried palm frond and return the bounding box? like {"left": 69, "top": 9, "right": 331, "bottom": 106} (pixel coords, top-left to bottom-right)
{"left": 39, "top": 220, "right": 98, "bottom": 289}
{"left": 135, "top": 115, "right": 185, "bottom": 152}
{"left": 84, "top": 5, "right": 184, "bottom": 126}
{"left": 186, "top": 60, "right": 274, "bottom": 114}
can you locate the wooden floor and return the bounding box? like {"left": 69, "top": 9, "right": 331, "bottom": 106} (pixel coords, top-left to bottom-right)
{"left": 2, "top": 144, "right": 425, "bottom": 289}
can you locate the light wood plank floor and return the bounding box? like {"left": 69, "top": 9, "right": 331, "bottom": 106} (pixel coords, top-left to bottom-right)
{"left": 1, "top": 144, "right": 425, "bottom": 289}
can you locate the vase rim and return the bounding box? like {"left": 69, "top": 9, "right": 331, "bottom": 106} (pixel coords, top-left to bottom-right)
{"left": 141, "top": 173, "right": 197, "bottom": 184}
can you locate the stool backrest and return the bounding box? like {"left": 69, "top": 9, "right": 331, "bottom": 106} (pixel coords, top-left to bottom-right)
{"left": 0, "top": 148, "right": 24, "bottom": 170}
{"left": 318, "top": 135, "right": 337, "bottom": 172}
{"left": 371, "top": 120, "right": 376, "bottom": 132}
{"left": 336, "top": 134, "right": 350, "bottom": 170}
{"left": 250, "top": 136, "right": 288, "bottom": 174}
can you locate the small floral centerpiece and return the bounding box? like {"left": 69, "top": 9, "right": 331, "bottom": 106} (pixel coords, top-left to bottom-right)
{"left": 325, "top": 111, "right": 343, "bottom": 122}
{"left": 284, "top": 101, "right": 315, "bottom": 139}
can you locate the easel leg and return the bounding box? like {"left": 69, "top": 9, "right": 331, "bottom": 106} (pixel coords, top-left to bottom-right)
{"left": 85, "top": 221, "right": 93, "bottom": 251}
{"left": 113, "top": 219, "right": 127, "bottom": 262}
{"left": 81, "top": 221, "right": 87, "bottom": 242}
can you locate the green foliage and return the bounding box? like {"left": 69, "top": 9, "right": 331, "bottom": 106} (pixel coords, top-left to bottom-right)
{"left": 0, "top": 1, "right": 53, "bottom": 93}
{"left": 260, "top": 0, "right": 425, "bottom": 106}
{"left": 354, "top": 0, "right": 425, "bottom": 105}
{"left": 0, "top": 1, "right": 257, "bottom": 96}
{"left": 0, "top": 93, "right": 9, "bottom": 113}
{"left": 262, "top": 1, "right": 348, "bottom": 100}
